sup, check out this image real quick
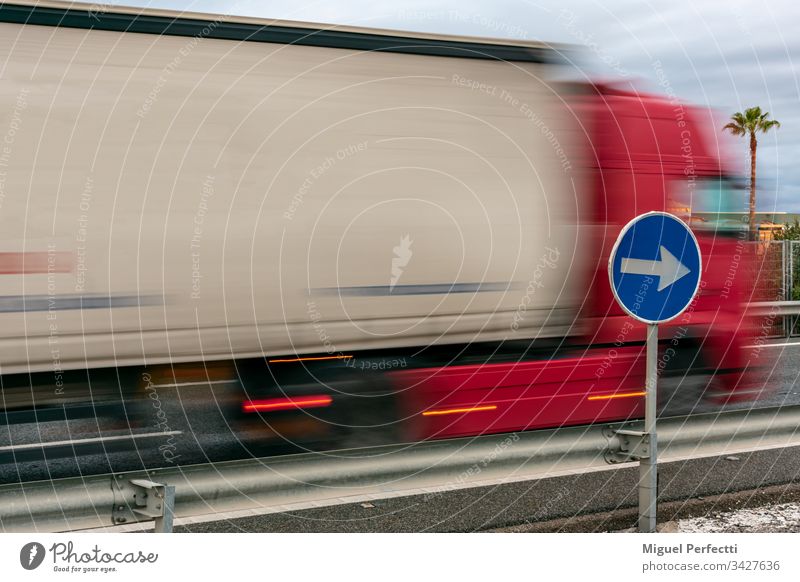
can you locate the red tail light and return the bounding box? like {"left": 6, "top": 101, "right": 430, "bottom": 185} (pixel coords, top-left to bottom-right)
{"left": 242, "top": 395, "right": 333, "bottom": 413}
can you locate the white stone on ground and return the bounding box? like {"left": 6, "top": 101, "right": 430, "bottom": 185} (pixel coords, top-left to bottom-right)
{"left": 676, "top": 503, "right": 800, "bottom": 533}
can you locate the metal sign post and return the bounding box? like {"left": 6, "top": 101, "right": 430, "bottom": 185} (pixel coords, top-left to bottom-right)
{"left": 608, "top": 212, "right": 702, "bottom": 533}
{"left": 640, "top": 323, "right": 658, "bottom": 532}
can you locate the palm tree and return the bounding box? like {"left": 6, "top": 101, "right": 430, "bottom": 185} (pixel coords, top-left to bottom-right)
{"left": 722, "top": 106, "right": 780, "bottom": 241}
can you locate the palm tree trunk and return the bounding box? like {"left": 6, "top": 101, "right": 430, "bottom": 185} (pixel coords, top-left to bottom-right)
{"left": 749, "top": 132, "right": 757, "bottom": 241}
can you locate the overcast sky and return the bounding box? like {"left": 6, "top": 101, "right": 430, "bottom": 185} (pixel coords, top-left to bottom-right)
{"left": 85, "top": 0, "right": 798, "bottom": 211}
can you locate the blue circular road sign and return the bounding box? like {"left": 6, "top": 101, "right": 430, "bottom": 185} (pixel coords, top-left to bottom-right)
{"left": 608, "top": 212, "right": 702, "bottom": 324}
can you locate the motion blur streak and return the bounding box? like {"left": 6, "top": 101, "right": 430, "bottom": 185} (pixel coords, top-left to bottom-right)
{"left": 587, "top": 391, "right": 647, "bottom": 401}
{"left": 422, "top": 405, "right": 499, "bottom": 416}
{"left": 267, "top": 356, "right": 353, "bottom": 364}
{"left": 0, "top": 251, "right": 73, "bottom": 274}
{"left": 241, "top": 396, "right": 334, "bottom": 413}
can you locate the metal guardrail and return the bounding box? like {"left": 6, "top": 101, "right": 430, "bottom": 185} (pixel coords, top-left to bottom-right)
{"left": 1, "top": 404, "right": 799, "bottom": 533}
{"left": 748, "top": 300, "right": 800, "bottom": 337}
{"left": 749, "top": 301, "right": 800, "bottom": 317}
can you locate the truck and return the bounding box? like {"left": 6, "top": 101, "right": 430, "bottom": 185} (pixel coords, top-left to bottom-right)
{"left": 0, "top": 1, "right": 762, "bottom": 447}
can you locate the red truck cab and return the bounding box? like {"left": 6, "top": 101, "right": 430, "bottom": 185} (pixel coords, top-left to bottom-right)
{"left": 393, "top": 83, "right": 764, "bottom": 441}
{"left": 583, "top": 83, "right": 759, "bottom": 403}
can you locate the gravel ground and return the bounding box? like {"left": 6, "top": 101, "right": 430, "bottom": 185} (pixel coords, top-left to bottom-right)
{"left": 675, "top": 503, "right": 800, "bottom": 533}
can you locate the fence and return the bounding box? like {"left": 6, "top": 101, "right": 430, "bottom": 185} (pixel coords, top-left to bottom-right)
{"left": 752, "top": 240, "right": 800, "bottom": 337}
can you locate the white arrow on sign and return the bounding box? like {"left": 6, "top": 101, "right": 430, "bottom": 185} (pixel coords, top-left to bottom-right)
{"left": 620, "top": 245, "right": 691, "bottom": 292}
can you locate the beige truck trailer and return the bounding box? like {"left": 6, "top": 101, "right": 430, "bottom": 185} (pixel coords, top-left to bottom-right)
{"left": 0, "top": 1, "right": 585, "bottom": 377}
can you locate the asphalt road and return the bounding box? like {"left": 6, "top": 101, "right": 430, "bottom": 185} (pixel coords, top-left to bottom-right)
{"left": 2, "top": 339, "right": 799, "bottom": 486}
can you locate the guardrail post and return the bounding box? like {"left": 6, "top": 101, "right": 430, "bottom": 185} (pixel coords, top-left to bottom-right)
{"left": 154, "top": 484, "right": 175, "bottom": 533}
{"left": 113, "top": 477, "right": 175, "bottom": 532}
